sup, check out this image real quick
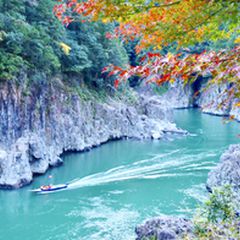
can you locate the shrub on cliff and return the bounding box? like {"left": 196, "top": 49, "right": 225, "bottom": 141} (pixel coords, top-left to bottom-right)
{"left": 185, "top": 186, "right": 240, "bottom": 240}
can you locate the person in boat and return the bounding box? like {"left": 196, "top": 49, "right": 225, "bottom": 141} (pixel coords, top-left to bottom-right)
{"left": 40, "top": 185, "right": 52, "bottom": 190}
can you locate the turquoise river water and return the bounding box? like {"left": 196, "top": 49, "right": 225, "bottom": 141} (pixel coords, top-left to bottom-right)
{"left": 0, "top": 109, "right": 239, "bottom": 240}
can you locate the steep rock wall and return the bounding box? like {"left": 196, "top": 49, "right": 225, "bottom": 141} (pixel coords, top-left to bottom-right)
{"left": 197, "top": 84, "right": 231, "bottom": 116}
{"left": 0, "top": 83, "right": 184, "bottom": 189}
{"left": 197, "top": 83, "right": 240, "bottom": 120}
{"left": 160, "top": 80, "right": 193, "bottom": 108}
{"left": 207, "top": 144, "right": 240, "bottom": 193}
{"left": 164, "top": 79, "right": 240, "bottom": 120}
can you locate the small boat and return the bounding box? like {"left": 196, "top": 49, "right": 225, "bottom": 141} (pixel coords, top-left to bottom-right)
{"left": 30, "top": 184, "right": 68, "bottom": 193}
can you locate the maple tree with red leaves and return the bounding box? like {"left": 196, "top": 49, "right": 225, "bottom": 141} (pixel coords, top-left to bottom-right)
{"left": 53, "top": 0, "right": 240, "bottom": 99}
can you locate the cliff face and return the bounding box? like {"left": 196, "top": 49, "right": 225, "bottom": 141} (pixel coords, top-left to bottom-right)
{"left": 161, "top": 80, "right": 193, "bottom": 109}
{"left": 0, "top": 82, "right": 184, "bottom": 189}
{"left": 197, "top": 84, "right": 231, "bottom": 116}
{"left": 164, "top": 80, "right": 240, "bottom": 120}
{"left": 197, "top": 83, "right": 240, "bottom": 120}
{"left": 207, "top": 144, "right": 240, "bottom": 193}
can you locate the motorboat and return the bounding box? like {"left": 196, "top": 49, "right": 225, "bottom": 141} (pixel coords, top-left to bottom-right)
{"left": 30, "top": 184, "right": 68, "bottom": 193}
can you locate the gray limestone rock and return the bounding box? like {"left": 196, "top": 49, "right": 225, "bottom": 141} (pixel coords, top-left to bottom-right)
{"left": 207, "top": 144, "right": 240, "bottom": 192}
{"left": 197, "top": 84, "right": 231, "bottom": 116}
{"left": 230, "top": 99, "right": 240, "bottom": 122}
{"left": 0, "top": 137, "right": 32, "bottom": 189}
{"left": 0, "top": 83, "right": 185, "bottom": 189}
{"left": 161, "top": 80, "right": 193, "bottom": 109}
{"left": 163, "top": 79, "right": 240, "bottom": 120}
{"left": 135, "top": 216, "right": 193, "bottom": 240}
{"left": 157, "top": 229, "right": 176, "bottom": 240}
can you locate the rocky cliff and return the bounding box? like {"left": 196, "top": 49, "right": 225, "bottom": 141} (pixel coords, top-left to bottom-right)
{"left": 197, "top": 83, "right": 240, "bottom": 121}
{"left": 163, "top": 79, "right": 240, "bottom": 120}
{"left": 196, "top": 83, "right": 235, "bottom": 116}
{"left": 207, "top": 144, "right": 240, "bottom": 194}
{"left": 0, "top": 82, "right": 184, "bottom": 189}
{"left": 160, "top": 80, "right": 193, "bottom": 109}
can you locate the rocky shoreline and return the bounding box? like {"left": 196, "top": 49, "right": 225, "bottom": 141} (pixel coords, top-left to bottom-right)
{"left": 135, "top": 144, "right": 240, "bottom": 240}
{"left": 1, "top": 80, "right": 239, "bottom": 239}
{"left": 207, "top": 144, "right": 240, "bottom": 194}
{"left": 135, "top": 216, "right": 193, "bottom": 240}
{"left": 0, "top": 83, "right": 186, "bottom": 189}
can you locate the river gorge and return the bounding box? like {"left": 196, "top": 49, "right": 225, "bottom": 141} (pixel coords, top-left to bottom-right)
{"left": 0, "top": 109, "right": 239, "bottom": 240}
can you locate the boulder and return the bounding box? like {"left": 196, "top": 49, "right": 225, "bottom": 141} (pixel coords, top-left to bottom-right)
{"left": 157, "top": 229, "right": 176, "bottom": 240}
{"left": 135, "top": 216, "right": 193, "bottom": 240}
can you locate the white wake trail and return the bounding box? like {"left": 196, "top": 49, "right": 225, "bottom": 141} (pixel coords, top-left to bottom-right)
{"left": 65, "top": 149, "right": 216, "bottom": 191}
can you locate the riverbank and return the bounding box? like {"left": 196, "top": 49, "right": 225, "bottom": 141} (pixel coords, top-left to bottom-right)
{"left": 1, "top": 108, "right": 239, "bottom": 240}
{"left": 135, "top": 82, "right": 240, "bottom": 240}
{"left": 0, "top": 82, "right": 186, "bottom": 189}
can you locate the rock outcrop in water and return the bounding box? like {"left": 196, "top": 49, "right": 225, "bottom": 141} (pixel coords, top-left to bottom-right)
{"left": 207, "top": 144, "right": 240, "bottom": 193}
{"left": 0, "top": 82, "right": 185, "bottom": 189}
{"left": 135, "top": 216, "right": 193, "bottom": 240}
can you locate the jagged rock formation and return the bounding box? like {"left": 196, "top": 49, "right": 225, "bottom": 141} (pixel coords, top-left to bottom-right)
{"left": 161, "top": 80, "right": 193, "bottom": 108}
{"left": 197, "top": 84, "right": 231, "bottom": 116}
{"left": 0, "top": 82, "right": 185, "bottom": 189}
{"left": 207, "top": 144, "right": 240, "bottom": 193}
{"left": 163, "top": 80, "right": 240, "bottom": 120}
{"left": 138, "top": 80, "right": 193, "bottom": 108}
{"left": 230, "top": 99, "right": 240, "bottom": 121}
{"left": 135, "top": 216, "right": 193, "bottom": 240}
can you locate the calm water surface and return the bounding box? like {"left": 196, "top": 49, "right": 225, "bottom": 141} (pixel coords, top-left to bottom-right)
{"left": 0, "top": 109, "right": 239, "bottom": 240}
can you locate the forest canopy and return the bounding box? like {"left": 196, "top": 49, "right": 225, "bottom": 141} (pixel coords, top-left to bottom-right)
{"left": 54, "top": 0, "right": 239, "bottom": 49}
{"left": 0, "top": 0, "right": 128, "bottom": 89}
{"left": 54, "top": 0, "right": 240, "bottom": 95}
